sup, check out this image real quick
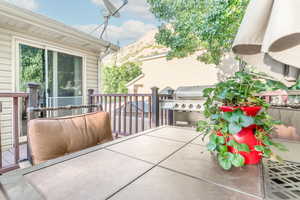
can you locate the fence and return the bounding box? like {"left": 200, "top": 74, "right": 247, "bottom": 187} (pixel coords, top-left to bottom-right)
{"left": 0, "top": 92, "right": 28, "bottom": 174}
{"left": 88, "top": 87, "right": 173, "bottom": 137}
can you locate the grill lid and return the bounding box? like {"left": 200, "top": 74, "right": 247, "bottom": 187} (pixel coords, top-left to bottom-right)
{"left": 159, "top": 87, "right": 174, "bottom": 95}
{"left": 175, "top": 85, "right": 214, "bottom": 99}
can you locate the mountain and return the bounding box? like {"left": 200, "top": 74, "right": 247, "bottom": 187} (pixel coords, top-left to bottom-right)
{"left": 103, "top": 29, "right": 169, "bottom": 66}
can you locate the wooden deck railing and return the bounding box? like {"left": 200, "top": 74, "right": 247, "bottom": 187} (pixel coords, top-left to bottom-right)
{"left": 88, "top": 87, "right": 173, "bottom": 137}
{"left": 0, "top": 85, "right": 173, "bottom": 174}
{"left": 0, "top": 92, "right": 29, "bottom": 174}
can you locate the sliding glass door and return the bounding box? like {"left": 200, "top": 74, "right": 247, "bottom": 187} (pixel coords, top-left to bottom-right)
{"left": 19, "top": 44, "right": 84, "bottom": 108}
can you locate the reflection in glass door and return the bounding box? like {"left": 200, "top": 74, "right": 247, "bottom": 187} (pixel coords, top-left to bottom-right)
{"left": 19, "top": 44, "right": 45, "bottom": 136}
{"left": 47, "top": 50, "right": 83, "bottom": 107}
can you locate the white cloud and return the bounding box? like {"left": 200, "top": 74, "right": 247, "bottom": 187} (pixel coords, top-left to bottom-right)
{"left": 4, "top": 0, "right": 38, "bottom": 10}
{"left": 75, "top": 20, "right": 156, "bottom": 45}
{"left": 91, "top": 0, "right": 155, "bottom": 20}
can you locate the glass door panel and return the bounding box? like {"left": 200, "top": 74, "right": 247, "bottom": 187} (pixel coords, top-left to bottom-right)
{"left": 47, "top": 50, "right": 83, "bottom": 107}
{"left": 19, "top": 44, "right": 45, "bottom": 136}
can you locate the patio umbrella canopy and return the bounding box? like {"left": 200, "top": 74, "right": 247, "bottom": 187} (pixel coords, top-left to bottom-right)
{"left": 232, "top": 0, "right": 300, "bottom": 84}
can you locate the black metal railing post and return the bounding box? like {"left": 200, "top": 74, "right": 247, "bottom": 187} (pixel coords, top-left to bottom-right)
{"left": 88, "top": 89, "right": 95, "bottom": 113}
{"left": 167, "top": 89, "right": 175, "bottom": 126}
{"left": 151, "top": 87, "right": 160, "bottom": 127}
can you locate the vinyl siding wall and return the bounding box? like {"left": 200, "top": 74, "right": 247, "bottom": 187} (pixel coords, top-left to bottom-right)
{"left": 0, "top": 28, "right": 100, "bottom": 150}
{"left": 0, "top": 29, "right": 13, "bottom": 150}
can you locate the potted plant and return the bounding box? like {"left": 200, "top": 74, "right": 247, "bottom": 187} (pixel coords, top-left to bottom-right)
{"left": 197, "top": 72, "right": 288, "bottom": 170}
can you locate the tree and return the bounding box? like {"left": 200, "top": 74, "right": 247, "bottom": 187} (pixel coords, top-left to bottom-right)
{"left": 102, "top": 62, "right": 142, "bottom": 93}
{"left": 147, "top": 0, "right": 250, "bottom": 65}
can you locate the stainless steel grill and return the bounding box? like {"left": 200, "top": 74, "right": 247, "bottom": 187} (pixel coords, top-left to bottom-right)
{"left": 161, "top": 85, "right": 213, "bottom": 126}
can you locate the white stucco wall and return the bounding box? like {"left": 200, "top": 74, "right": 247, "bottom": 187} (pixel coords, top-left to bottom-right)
{"left": 127, "top": 53, "right": 239, "bottom": 94}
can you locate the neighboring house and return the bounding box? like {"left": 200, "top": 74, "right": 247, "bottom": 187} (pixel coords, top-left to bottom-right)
{"left": 103, "top": 29, "right": 239, "bottom": 94}
{"left": 0, "top": 1, "right": 118, "bottom": 149}
{"left": 126, "top": 52, "right": 239, "bottom": 94}
{"left": 107, "top": 28, "right": 296, "bottom": 95}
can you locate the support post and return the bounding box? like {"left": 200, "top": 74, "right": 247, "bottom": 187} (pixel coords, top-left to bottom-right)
{"left": 167, "top": 89, "right": 175, "bottom": 126}
{"left": 88, "top": 89, "right": 95, "bottom": 113}
{"left": 26, "top": 82, "right": 40, "bottom": 163}
{"left": 151, "top": 87, "right": 160, "bottom": 127}
{"left": 27, "top": 83, "right": 40, "bottom": 120}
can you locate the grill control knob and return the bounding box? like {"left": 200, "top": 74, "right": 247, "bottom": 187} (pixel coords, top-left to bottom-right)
{"left": 181, "top": 104, "right": 186, "bottom": 109}
{"left": 174, "top": 104, "right": 179, "bottom": 108}
{"left": 196, "top": 104, "right": 201, "bottom": 109}
{"left": 189, "top": 104, "right": 194, "bottom": 109}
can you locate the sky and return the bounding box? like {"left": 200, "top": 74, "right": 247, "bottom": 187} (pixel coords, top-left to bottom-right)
{"left": 4, "top": 0, "right": 159, "bottom": 46}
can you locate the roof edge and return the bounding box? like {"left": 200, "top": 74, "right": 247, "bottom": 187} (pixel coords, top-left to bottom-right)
{"left": 0, "top": 1, "right": 119, "bottom": 51}
{"left": 126, "top": 73, "right": 145, "bottom": 87}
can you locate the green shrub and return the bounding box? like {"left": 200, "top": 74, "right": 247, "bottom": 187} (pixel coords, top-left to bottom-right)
{"left": 102, "top": 62, "right": 142, "bottom": 94}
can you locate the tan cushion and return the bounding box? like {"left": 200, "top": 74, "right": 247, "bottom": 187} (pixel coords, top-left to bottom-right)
{"left": 28, "top": 112, "right": 113, "bottom": 165}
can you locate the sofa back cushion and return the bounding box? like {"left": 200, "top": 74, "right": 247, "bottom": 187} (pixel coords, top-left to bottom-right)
{"left": 28, "top": 112, "right": 113, "bottom": 164}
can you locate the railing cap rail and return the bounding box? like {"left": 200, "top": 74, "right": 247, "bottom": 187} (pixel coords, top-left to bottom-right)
{"left": 0, "top": 92, "right": 29, "bottom": 98}
{"left": 91, "top": 93, "right": 152, "bottom": 97}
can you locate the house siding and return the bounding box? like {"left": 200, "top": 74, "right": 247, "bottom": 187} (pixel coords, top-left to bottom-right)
{"left": 0, "top": 29, "right": 13, "bottom": 150}
{"left": 85, "top": 54, "right": 99, "bottom": 103}
{"left": 0, "top": 29, "right": 100, "bottom": 150}
{"left": 86, "top": 55, "right": 99, "bottom": 91}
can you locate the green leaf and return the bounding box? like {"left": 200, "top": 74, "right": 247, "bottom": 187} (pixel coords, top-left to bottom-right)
{"left": 231, "top": 154, "right": 245, "bottom": 167}
{"left": 218, "top": 89, "right": 228, "bottom": 100}
{"left": 211, "top": 114, "right": 220, "bottom": 120}
{"left": 254, "top": 145, "right": 265, "bottom": 152}
{"left": 227, "top": 139, "right": 238, "bottom": 147}
{"left": 224, "top": 152, "right": 235, "bottom": 161}
{"left": 237, "top": 143, "right": 250, "bottom": 153}
{"left": 263, "top": 149, "right": 272, "bottom": 157}
{"left": 218, "top": 153, "right": 232, "bottom": 170}
{"left": 207, "top": 142, "right": 217, "bottom": 151}
{"left": 221, "top": 112, "right": 232, "bottom": 121}
{"left": 203, "top": 88, "right": 214, "bottom": 96}
{"left": 221, "top": 126, "right": 228, "bottom": 134}
{"left": 230, "top": 114, "right": 240, "bottom": 123}
{"left": 228, "top": 123, "right": 242, "bottom": 134}
{"left": 197, "top": 121, "right": 208, "bottom": 132}
{"left": 209, "top": 134, "right": 218, "bottom": 143}
{"left": 197, "top": 120, "right": 208, "bottom": 127}
{"left": 240, "top": 115, "right": 254, "bottom": 127}
{"left": 218, "top": 145, "right": 228, "bottom": 154}
{"left": 216, "top": 136, "right": 225, "bottom": 144}
{"left": 227, "top": 140, "right": 250, "bottom": 152}
{"left": 266, "top": 79, "right": 288, "bottom": 91}
{"left": 262, "top": 137, "right": 273, "bottom": 146}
